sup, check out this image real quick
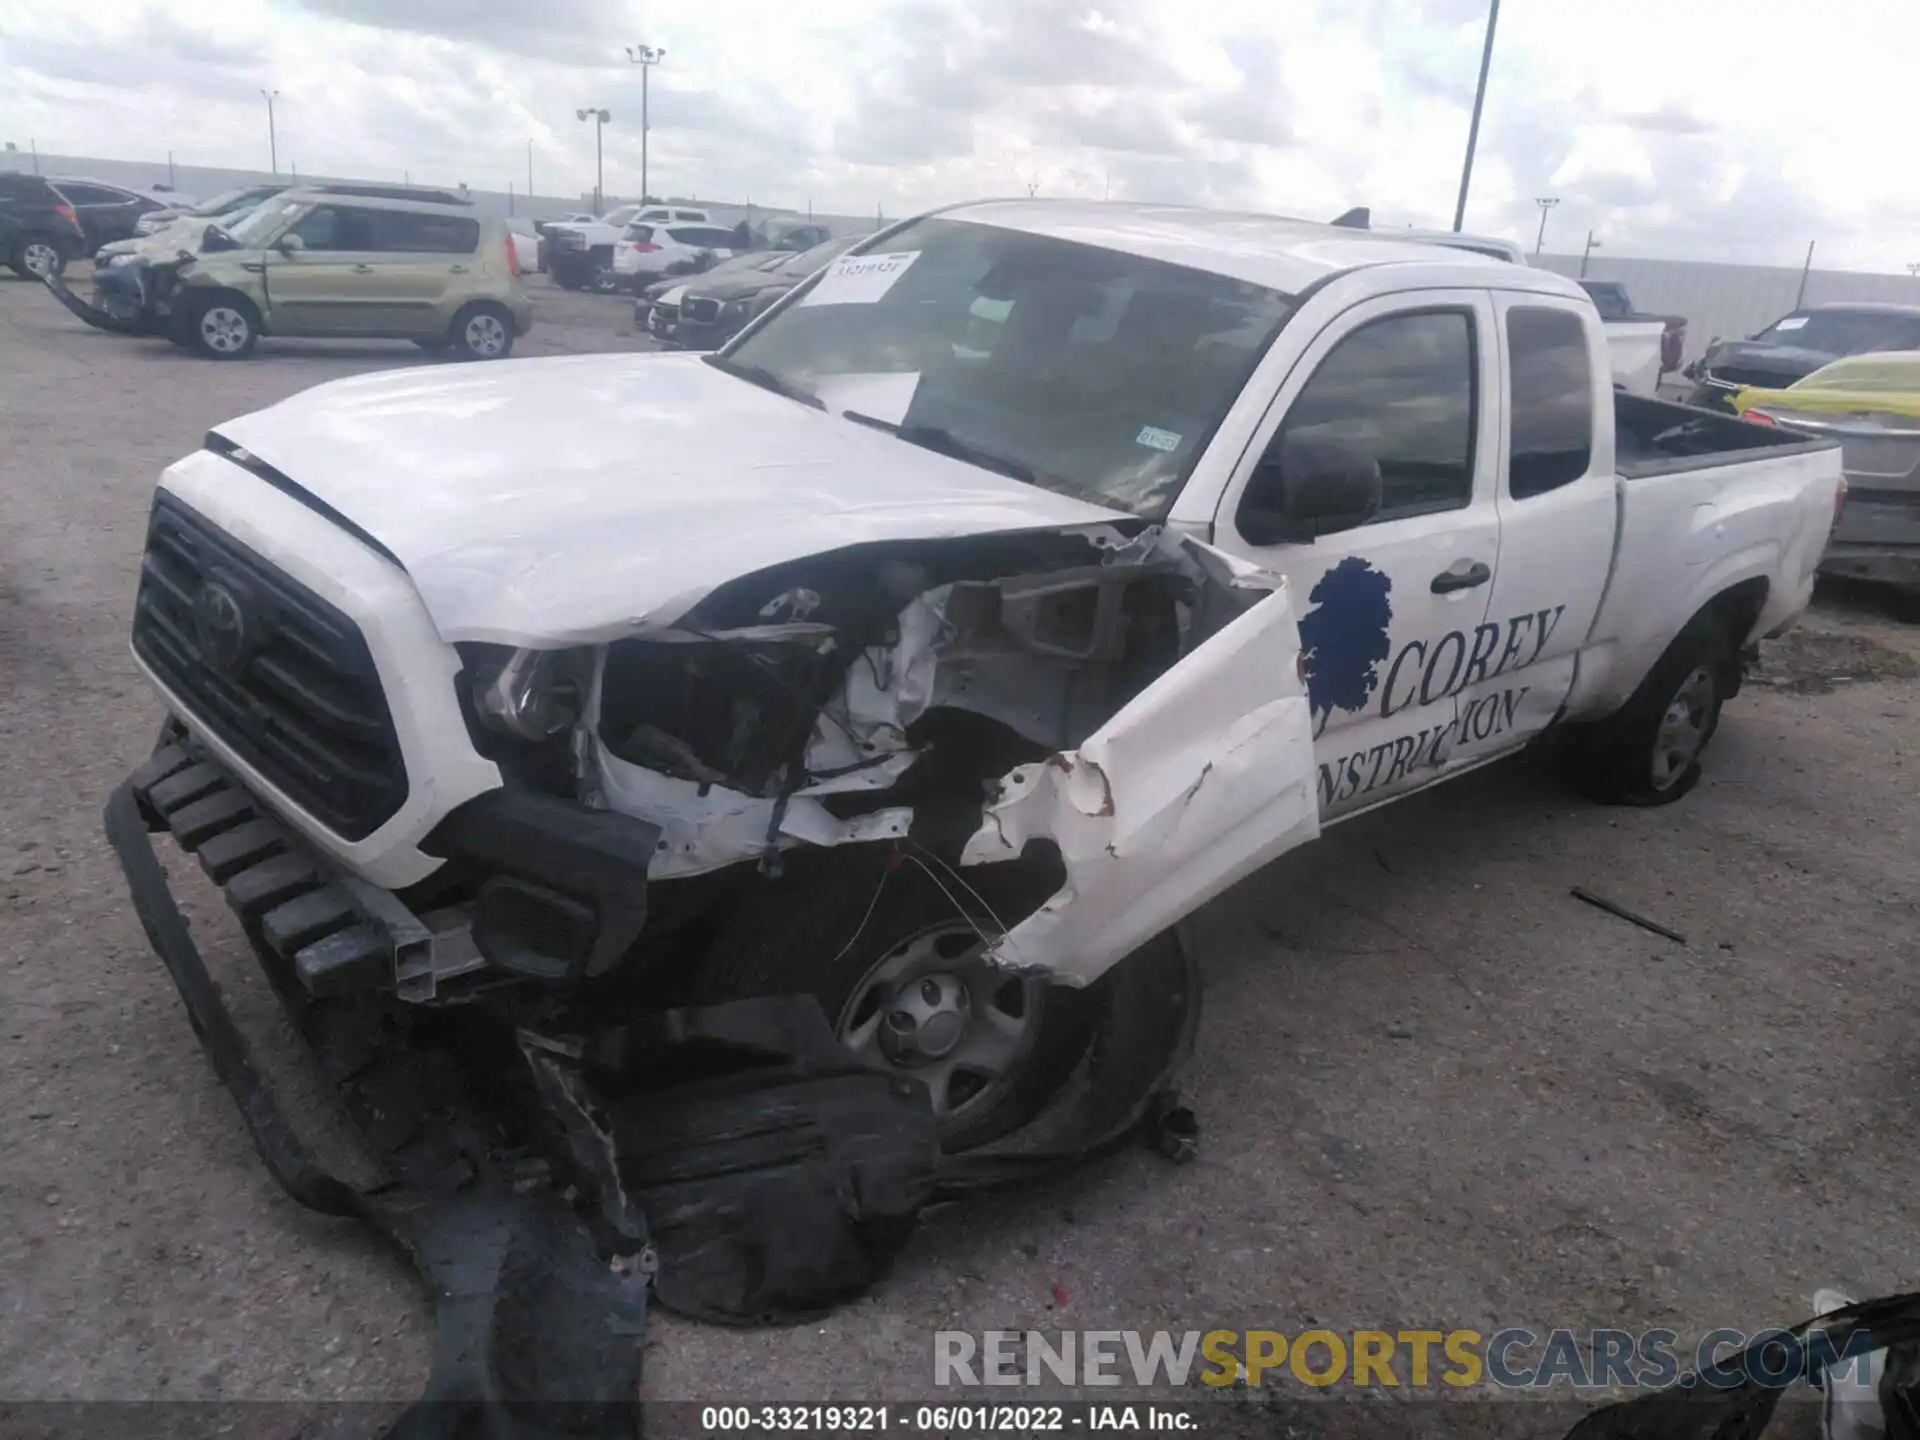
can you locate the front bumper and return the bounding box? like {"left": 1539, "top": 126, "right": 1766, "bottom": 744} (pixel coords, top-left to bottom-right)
{"left": 103, "top": 733, "right": 653, "bottom": 1426}
{"left": 42, "top": 264, "right": 173, "bottom": 336}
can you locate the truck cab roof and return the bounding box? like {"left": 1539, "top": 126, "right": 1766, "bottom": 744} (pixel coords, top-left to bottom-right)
{"left": 938, "top": 198, "right": 1572, "bottom": 303}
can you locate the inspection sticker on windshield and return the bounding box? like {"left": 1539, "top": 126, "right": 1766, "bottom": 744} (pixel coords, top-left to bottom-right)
{"left": 1775, "top": 316, "right": 1808, "bottom": 330}
{"left": 798, "top": 252, "right": 920, "bottom": 307}
{"left": 1135, "top": 425, "right": 1183, "bottom": 453}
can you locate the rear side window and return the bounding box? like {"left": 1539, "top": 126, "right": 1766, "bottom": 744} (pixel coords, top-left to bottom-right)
{"left": 54, "top": 182, "right": 133, "bottom": 204}
{"left": 1506, "top": 307, "right": 1594, "bottom": 499}
{"left": 669, "top": 226, "right": 735, "bottom": 248}
{"left": 365, "top": 210, "right": 480, "bottom": 253}
{"left": 0, "top": 175, "right": 55, "bottom": 200}
{"left": 1276, "top": 309, "right": 1478, "bottom": 521}
{"left": 625, "top": 224, "right": 655, "bottom": 243}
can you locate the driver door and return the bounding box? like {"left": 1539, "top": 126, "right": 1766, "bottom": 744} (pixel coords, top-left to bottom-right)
{"left": 262, "top": 204, "right": 365, "bottom": 334}
{"left": 1211, "top": 291, "right": 1504, "bottom": 822}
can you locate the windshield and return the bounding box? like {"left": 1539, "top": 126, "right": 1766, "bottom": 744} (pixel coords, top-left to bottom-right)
{"left": 186, "top": 187, "right": 265, "bottom": 217}
{"left": 223, "top": 197, "right": 303, "bottom": 246}
{"left": 1758, "top": 310, "right": 1920, "bottom": 354}
{"left": 723, "top": 217, "right": 1294, "bottom": 516}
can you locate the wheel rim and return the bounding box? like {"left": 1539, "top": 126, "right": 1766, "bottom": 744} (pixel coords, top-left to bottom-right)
{"left": 200, "top": 306, "right": 250, "bottom": 353}
{"left": 836, "top": 920, "right": 1043, "bottom": 1131}
{"left": 1651, "top": 664, "right": 1715, "bottom": 790}
{"left": 23, "top": 242, "right": 58, "bottom": 277}
{"left": 464, "top": 312, "right": 507, "bottom": 356}
{"left": 592, "top": 263, "right": 617, "bottom": 292}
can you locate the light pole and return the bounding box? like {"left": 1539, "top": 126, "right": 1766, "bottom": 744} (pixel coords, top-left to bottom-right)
{"left": 1579, "top": 230, "right": 1601, "bottom": 278}
{"left": 1533, "top": 197, "right": 1559, "bottom": 255}
{"left": 1451, "top": 0, "right": 1500, "bottom": 232}
{"left": 576, "top": 107, "right": 610, "bottom": 214}
{"left": 261, "top": 89, "right": 280, "bottom": 175}
{"left": 625, "top": 45, "right": 664, "bottom": 205}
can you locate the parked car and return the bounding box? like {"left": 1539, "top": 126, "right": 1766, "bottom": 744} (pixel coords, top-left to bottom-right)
{"left": 537, "top": 213, "right": 599, "bottom": 237}
{"left": 46, "top": 178, "right": 178, "bottom": 249}
{"left": 503, "top": 217, "right": 540, "bottom": 276}
{"left": 0, "top": 173, "right": 88, "bottom": 279}
{"left": 1687, "top": 303, "right": 1920, "bottom": 411}
{"left": 609, "top": 221, "right": 740, "bottom": 292}
{"left": 103, "top": 202, "right": 1842, "bottom": 1268}
{"left": 667, "top": 234, "right": 862, "bottom": 349}
{"left": 1731, "top": 350, "right": 1920, "bottom": 589}
{"left": 544, "top": 205, "right": 651, "bottom": 290}
{"left": 1578, "top": 280, "right": 1687, "bottom": 379}
{"left": 633, "top": 250, "right": 788, "bottom": 334}
{"left": 43, "top": 190, "right": 531, "bottom": 361}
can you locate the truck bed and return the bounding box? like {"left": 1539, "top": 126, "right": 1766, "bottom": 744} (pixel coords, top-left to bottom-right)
{"left": 1615, "top": 392, "right": 1834, "bottom": 478}
{"left": 1569, "top": 392, "right": 1845, "bottom": 723}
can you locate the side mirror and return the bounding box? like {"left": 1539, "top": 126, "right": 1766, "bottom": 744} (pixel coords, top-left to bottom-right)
{"left": 275, "top": 233, "right": 305, "bottom": 255}
{"left": 1237, "top": 436, "right": 1382, "bottom": 546}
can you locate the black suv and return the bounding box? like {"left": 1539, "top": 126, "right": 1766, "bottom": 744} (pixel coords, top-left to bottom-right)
{"left": 46, "top": 178, "right": 173, "bottom": 250}
{"left": 0, "top": 174, "right": 89, "bottom": 279}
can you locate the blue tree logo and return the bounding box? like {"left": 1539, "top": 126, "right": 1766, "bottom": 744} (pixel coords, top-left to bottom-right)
{"left": 1298, "top": 556, "right": 1394, "bottom": 735}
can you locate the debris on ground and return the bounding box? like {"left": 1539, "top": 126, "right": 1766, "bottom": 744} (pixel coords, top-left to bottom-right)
{"left": 1570, "top": 887, "right": 1687, "bottom": 945}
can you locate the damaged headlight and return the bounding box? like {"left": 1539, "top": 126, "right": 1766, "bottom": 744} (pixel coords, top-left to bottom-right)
{"left": 468, "top": 647, "right": 585, "bottom": 741}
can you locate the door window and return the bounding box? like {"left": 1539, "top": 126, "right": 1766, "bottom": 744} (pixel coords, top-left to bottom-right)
{"left": 1506, "top": 307, "right": 1594, "bottom": 498}
{"left": 286, "top": 206, "right": 357, "bottom": 250}
{"left": 1265, "top": 309, "right": 1477, "bottom": 523}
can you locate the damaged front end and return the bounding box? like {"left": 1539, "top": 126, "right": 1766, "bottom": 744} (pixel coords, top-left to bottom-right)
{"left": 104, "top": 515, "right": 1318, "bottom": 1431}
{"left": 44, "top": 256, "right": 191, "bottom": 337}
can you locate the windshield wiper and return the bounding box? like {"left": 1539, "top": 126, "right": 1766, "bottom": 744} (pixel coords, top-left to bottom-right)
{"left": 842, "top": 410, "right": 1038, "bottom": 485}
{"left": 703, "top": 353, "right": 823, "bottom": 410}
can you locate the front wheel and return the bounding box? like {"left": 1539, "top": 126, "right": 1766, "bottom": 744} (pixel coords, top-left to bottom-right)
{"left": 187, "top": 293, "right": 260, "bottom": 360}
{"left": 692, "top": 852, "right": 1096, "bottom": 1152}
{"left": 1555, "top": 611, "right": 1734, "bottom": 806}
{"left": 588, "top": 250, "right": 621, "bottom": 294}
{"left": 448, "top": 302, "right": 515, "bottom": 360}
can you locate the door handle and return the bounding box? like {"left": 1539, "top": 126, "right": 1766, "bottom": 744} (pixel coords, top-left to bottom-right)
{"left": 353, "top": 263, "right": 374, "bottom": 273}
{"left": 1430, "top": 561, "right": 1492, "bottom": 594}
{"left": 240, "top": 262, "right": 265, "bottom": 274}
{"left": 448, "top": 264, "right": 468, "bottom": 274}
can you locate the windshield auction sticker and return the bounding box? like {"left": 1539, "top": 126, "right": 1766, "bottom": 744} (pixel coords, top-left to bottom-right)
{"left": 798, "top": 251, "right": 920, "bottom": 307}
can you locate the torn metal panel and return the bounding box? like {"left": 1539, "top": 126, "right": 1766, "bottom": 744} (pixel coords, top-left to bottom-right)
{"left": 961, "top": 575, "right": 1320, "bottom": 985}
{"left": 593, "top": 741, "right": 912, "bottom": 879}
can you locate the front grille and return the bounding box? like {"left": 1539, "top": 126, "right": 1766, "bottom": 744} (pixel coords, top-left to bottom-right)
{"left": 131, "top": 492, "right": 408, "bottom": 841}
{"left": 682, "top": 298, "right": 721, "bottom": 323}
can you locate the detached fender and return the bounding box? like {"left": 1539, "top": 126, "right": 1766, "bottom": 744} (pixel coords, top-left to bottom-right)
{"left": 41, "top": 267, "right": 150, "bottom": 335}
{"left": 962, "top": 566, "right": 1321, "bottom": 985}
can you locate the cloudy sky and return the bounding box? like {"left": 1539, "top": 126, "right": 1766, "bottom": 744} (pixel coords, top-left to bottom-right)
{"left": 2, "top": 0, "right": 1916, "bottom": 271}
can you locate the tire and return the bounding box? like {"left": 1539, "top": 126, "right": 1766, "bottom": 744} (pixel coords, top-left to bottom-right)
{"left": 692, "top": 850, "right": 1098, "bottom": 1152}
{"left": 447, "top": 302, "right": 515, "bottom": 361}
{"left": 588, "top": 249, "right": 620, "bottom": 294}
{"left": 1555, "top": 610, "right": 1735, "bottom": 806}
{"left": 186, "top": 292, "right": 260, "bottom": 360}
{"left": 10, "top": 232, "right": 66, "bottom": 280}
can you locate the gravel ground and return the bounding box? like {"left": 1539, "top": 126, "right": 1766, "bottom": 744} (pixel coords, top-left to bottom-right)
{"left": 2, "top": 270, "right": 1916, "bottom": 1429}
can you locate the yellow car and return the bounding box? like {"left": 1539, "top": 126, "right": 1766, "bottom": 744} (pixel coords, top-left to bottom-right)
{"left": 1734, "top": 352, "right": 1920, "bottom": 588}
{"left": 46, "top": 189, "right": 532, "bottom": 361}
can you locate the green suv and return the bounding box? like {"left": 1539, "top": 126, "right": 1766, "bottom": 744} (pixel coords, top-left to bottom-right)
{"left": 54, "top": 190, "right": 532, "bottom": 361}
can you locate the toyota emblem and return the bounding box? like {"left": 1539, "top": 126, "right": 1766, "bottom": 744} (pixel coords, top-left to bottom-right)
{"left": 193, "top": 578, "right": 252, "bottom": 673}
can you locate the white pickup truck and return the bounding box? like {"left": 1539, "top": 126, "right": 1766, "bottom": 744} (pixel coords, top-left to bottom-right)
{"left": 109, "top": 200, "right": 1843, "bottom": 1182}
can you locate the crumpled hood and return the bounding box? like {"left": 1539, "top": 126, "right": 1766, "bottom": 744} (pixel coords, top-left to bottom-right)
{"left": 208, "top": 352, "right": 1129, "bottom": 646}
